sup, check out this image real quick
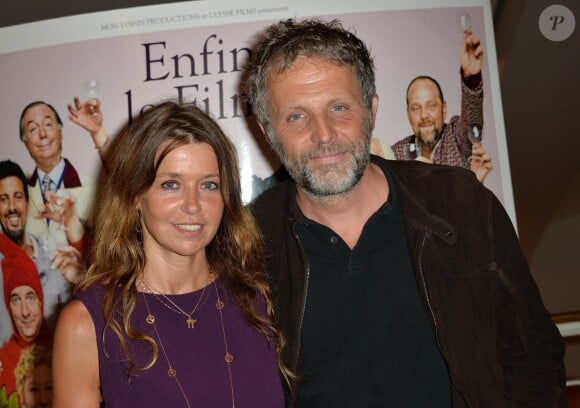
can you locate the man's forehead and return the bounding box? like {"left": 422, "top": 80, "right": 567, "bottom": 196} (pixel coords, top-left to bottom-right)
{"left": 10, "top": 285, "right": 36, "bottom": 297}
{"left": 0, "top": 175, "right": 26, "bottom": 193}
{"left": 23, "top": 104, "right": 56, "bottom": 122}
{"left": 409, "top": 79, "right": 438, "bottom": 92}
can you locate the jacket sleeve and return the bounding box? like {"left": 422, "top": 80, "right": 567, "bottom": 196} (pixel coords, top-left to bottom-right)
{"left": 454, "top": 74, "right": 483, "bottom": 160}
{"left": 490, "top": 192, "right": 566, "bottom": 406}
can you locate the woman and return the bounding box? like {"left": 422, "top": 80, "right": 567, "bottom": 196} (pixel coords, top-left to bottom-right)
{"left": 53, "top": 101, "right": 287, "bottom": 407}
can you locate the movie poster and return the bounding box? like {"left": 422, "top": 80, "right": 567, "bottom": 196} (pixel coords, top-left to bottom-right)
{"left": 0, "top": 0, "right": 507, "bottom": 405}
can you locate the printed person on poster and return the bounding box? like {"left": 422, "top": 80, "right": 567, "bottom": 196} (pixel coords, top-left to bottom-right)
{"left": 391, "top": 27, "right": 492, "bottom": 182}
{"left": 18, "top": 101, "right": 96, "bottom": 254}
{"left": 0, "top": 239, "right": 51, "bottom": 406}
{"left": 0, "top": 160, "right": 85, "bottom": 345}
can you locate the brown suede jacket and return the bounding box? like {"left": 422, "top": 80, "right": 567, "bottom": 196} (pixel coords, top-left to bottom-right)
{"left": 251, "top": 155, "right": 566, "bottom": 407}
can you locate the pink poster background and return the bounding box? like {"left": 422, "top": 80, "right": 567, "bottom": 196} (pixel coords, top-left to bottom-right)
{"left": 0, "top": 6, "right": 507, "bottom": 206}
{"left": 0, "top": 3, "right": 511, "bottom": 403}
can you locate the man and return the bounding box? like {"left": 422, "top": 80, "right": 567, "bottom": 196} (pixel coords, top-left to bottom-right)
{"left": 19, "top": 101, "right": 97, "bottom": 249}
{"left": 0, "top": 249, "right": 50, "bottom": 401}
{"left": 0, "top": 160, "right": 84, "bottom": 344}
{"left": 391, "top": 29, "right": 492, "bottom": 182}
{"left": 248, "top": 19, "right": 565, "bottom": 407}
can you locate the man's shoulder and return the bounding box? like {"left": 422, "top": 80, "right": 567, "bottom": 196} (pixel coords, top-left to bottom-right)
{"left": 386, "top": 157, "right": 483, "bottom": 193}
{"left": 391, "top": 134, "right": 414, "bottom": 148}
{"left": 251, "top": 180, "right": 292, "bottom": 213}
{"left": 63, "top": 158, "right": 96, "bottom": 189}
{"left": 250, "top": 180, "right": 295, "bottom": 234}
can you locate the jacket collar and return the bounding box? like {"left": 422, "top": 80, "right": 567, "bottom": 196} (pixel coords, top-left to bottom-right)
{"left": 277, "top": 156, "right": 456, "bottom": 245}
{"left": 28, "top": 158, "right": 83, "bottom": 188}
{"left": 377, "top": 156, "right": 456, "bottom": 245}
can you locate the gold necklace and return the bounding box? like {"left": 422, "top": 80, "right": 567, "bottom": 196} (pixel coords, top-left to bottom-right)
{"left": 139, "top": 274, "right": 212, "bottom": 329}
{"left": 214, "top": 280, "right": 236, "bottom": 407}
{"left": 141, "top": 279, "right": 236, "bottom": 407}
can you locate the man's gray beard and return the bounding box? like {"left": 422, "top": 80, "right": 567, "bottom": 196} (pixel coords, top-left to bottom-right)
{"left": 3, "top": 227, "right": 25, "bottom": 246}
{"left": 272, "top": 136, "right": 371, "bottom": 197}
{"left": 416, "top": 126, "right": 442, "bottom": 151}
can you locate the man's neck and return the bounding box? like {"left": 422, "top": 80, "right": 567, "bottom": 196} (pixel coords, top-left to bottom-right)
{"left": 296, "top": 163, "right": 388, "bottom": 248}
{"left": 36, "top": 155, "right": 62, "bottom": 174}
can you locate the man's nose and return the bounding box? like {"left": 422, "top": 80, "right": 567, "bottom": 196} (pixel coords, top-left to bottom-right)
{"left": 310, "top": 113, "right": 335, "bottom": 144}
{"left": 20, "top": 299, "right": 33, "bottom": 316}
{"left": 8, "top": 197, "right": 18, "bottom": 212}
{"left": 38, "top": 125, "right": 47, "bottom": 139}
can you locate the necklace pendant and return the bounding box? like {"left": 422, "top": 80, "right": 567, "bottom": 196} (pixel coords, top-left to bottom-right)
{"left": 225, "top": 353, "right": 234, "bottom": 363}
{"left": 216, "top": 299, "right": 224, "bottom": 310}
{"left": 168, "top": 367, "right": 176, "bottom": 377}
{"left": 187, "top": 317, "right": 196, "bottom": 329}
{"left": 146, "top": 314, "right": 155, "bottom": 324}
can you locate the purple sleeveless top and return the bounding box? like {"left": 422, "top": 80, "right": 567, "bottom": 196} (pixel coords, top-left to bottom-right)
{"left": 76, "top": 278, "right": 284, "bottom": 407}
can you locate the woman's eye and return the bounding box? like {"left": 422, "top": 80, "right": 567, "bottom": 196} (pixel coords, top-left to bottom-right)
{"left": 201, "top": 181, "right": 219, "bottom": 191}
{"left": 161, "top": 180, "right": 179, "bottom": 190}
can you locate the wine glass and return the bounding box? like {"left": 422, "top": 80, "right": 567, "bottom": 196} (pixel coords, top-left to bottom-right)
{"left": 83, "top": 79, "right": 103, "bottom": 100}
{"left": 403, "top": 143, "right": 418, "bottom": 161}
{"left": 457, "top": 12, "right": 471, "bottom": 33}
{"left": 467, "top": 124, "right": 483, "bottom": 166}
{"left": 53, "top": 189, "right": 71, "bottom": 230}
{"left": 467, "top": 124, "right": 483, "bottom": 144}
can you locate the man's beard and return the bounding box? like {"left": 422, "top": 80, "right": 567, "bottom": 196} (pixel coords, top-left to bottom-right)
{"left": 270, "top": 129, "right": 371, "bottom": 197}
{"left": 3, "top": 226, "right": 25, "bottom": 246}
{"left": 415, "top": 124, "right": 443, "bottom": 151}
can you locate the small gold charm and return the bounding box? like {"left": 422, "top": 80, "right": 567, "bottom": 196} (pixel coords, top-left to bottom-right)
{"left": 216, "top": 299, "right": 224, "bottom": 310}
{"left": 187, "top": 317, "right": 196, "bottom": 329}
{"left": 168, "top": 368, "right": 176, "bottom": 377}
{"left": 146, "top": 314, "right": 155, "bottom": 324}
{"left": 225, "top": 353, "right": 234, "bottom": 363}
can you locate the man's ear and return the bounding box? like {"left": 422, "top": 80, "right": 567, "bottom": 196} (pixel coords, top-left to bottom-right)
{"left": 371, "top": 95, "right": 379, "bottom": 125}
{"left": 442, "top": 100, "right": 448, "bottom": 120}
{"left": 257, "top": 121, "right": 266, "bottom": 135}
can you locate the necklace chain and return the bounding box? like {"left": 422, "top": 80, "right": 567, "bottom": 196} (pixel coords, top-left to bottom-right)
{"left": 141, "top": 279, "right": 236, "bottom": 407}
{"left": 139, "top": 274, "right": 212, "bottom": 329}
{"left": 142, "top": 292, "right": 192, "bottom": 408}
{"left": 214, "top": 282, "right": 235, "bottom": 407}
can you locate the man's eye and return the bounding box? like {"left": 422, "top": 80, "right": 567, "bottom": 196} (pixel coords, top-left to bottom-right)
{"left": 332, "top": 105, "right": 346, "bottom": 112}
{"left": 288, "top": 113, "right": 302, "bottom": 122}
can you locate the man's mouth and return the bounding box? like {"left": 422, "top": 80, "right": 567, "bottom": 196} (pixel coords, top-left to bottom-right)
{"left": 36, "top": 141, "right": 53, "bottom": 150}
{"left": 5, "top": 212, "right": 22, "bottom": 228}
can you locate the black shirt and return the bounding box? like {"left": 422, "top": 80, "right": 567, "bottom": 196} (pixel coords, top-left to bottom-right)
{"left": 295, "top": 166, "right": 451, "bottom": 407}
